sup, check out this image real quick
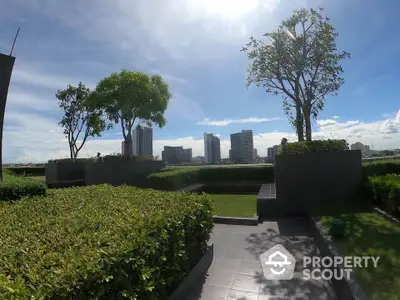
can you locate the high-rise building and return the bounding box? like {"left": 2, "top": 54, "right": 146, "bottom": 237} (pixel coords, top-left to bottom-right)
{"left": 162, "top": 146, "right": 192, "bottom": 164}
{"left": 132, "top": 125, "right": 153, "bottom": 156}
{"left": 253, "top": 148, "right": 258, "bottom": 160}
{"left": 121, "top": 141, "right": 125, "bottom": 156}
{"left": 267, "top": 145, "right": 279, "bottom": 163}
{"left": 230, "top": 130, "right": 254, "bottom": 163}
{"left": 351, "top": 142, "right": 371, "bottom": 157}
{"left": 204, "top": 133, "right": 221, "bottom": 164}
{"left": 183, "top": 148, "right": 193, "bottom": 162}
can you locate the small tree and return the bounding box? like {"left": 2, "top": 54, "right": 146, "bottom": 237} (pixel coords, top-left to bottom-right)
{"left": 91, "top": 70, "right": 171, "bottom": 157}
{"left": 242, "top": 7, "right": 350, "bottom": 141}
{"left": 56, "top": 82, "right": 105, "bottom": 160}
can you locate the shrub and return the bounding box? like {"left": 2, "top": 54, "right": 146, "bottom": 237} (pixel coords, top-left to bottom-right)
{"left": 5, "top": 167, "right": 45, "bottom": 176}
{"left": 0, "top": 174, "right": 46, "bottom": 201}
{"left": 277, "top": 139, "right": 349, "bottom": 155}
{"left": 367, "top": 174, "right": 400, "bottom": 215}
{"left": 147, "top": 166, "right": 275, "bottom": 190}
{"left": 0, "top": 185, "right": 214, "bottom": 299}
{"left": 362, "top": 160, "right": 400, "bottom": 179}
{"left": 329, "top": 218, "right": 346, "bottom": 238}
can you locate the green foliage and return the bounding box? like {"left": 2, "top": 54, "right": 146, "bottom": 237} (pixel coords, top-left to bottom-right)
{"left": 147, "top": 166, "right": 275, "bottom": 190}
{"left": 242, "top": 7, "right": 350, "bottom": 141}
{"left": 277, "top": 139, "right": 349, "bottom": 155}
{"left": 0, "top": 185, "right": 213, "bottom": 299}
{"left": 329, "top": 218, "right": 346, "bottom": 238}
{"left": 99, "top": 153, "right": 154, "bottom": 162}
{"left": 0, "top": 174, "right": 46, "bottom": 201}
{"left": 56, "top": 82, "right": 106, "bottom": 160}
{"left": 367, "top": 174, "right": 400, "bottom": 215}
{"left": 362, "top": 160, "right": 400, "bottom": 179}
{"left": 5, "top": 167, "right": 45, "bottom": 176}
{"left": 90, "top": 70, "right": 171, "bottom": 156}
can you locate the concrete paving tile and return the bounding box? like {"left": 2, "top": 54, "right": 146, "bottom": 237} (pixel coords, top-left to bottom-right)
{"left": 206, "top": 268, "right": 237, "bottom": 288}
{"left": 238, "top": 261, "right": 263, "bottom": 275}
{"left": 228, "top": 289, "right": 259, "bottom": 300}
{"left": 231, "top": 273, "right": 261, "bottom": 293}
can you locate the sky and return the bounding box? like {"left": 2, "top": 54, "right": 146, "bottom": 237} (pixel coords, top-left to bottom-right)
{"left": 0, "top": 0, "right": 399, "bottom": 163}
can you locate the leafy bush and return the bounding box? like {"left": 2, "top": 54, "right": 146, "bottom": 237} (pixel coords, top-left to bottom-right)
{"left": 5, "top": 167, "right": 45, "bottom": 176}
{"left": 277, "top": 139, "right": 349, "bottom": 155}
{"left": 100, "top": 153, "right": 153, "bottom": 162}
{"left": 0, "top": 185, "right": 214, "bottom": 299}
{"left": 367, "top": 174, "right": 400, "bottom": 215}
{"left": 0, "top": 174, "right": 46, "bottom": 201}
{"left": 47, "top": 158, "right": 92, "bottom": 164}
{"left": 147, "top": 166, "right": 275, "bottom": 190}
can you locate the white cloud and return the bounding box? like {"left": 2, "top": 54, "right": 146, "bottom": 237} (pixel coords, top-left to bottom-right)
{"left": 197, "top": 117, "right": 280, "bottom": 126}
{"left": 4, "top": 109, "right": 400, "bottom": 163}
{"left": 333, "top": 115, "right": 340, "bottom": 119}
{"left": 317, "top": 119, "right": 337, "bottom": 127}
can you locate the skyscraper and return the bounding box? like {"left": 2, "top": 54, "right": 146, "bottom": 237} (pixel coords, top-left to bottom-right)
{"left": 132, "top": 125, "right": 153, "bottom": 156}
{"left": 230, "top": 130, "right": 254, "bottom": 163}
{"left": 204, "top": 133, "right": 221, "bottom": 164}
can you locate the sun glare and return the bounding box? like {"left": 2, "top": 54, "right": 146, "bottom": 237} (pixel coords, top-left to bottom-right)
{"left": 203, "top": 0, "right": 260, "bottom": 20}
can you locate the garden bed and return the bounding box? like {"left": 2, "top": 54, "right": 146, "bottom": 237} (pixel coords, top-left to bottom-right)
{"left": 318, "top": 212, "right": 400, "bottom": 300}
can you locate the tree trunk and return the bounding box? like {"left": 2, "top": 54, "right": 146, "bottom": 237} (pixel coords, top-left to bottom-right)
{"left": 303, "top": 107, "right": 312, "bottom": 141}
{"left": 124, "top": 133, "right": 133, "bottom": 157}
{"left": 295, "top": 103, "right": 304, "bottom": 141}
{"left": 69, "top": 144, "right": 74, "bottom": 161}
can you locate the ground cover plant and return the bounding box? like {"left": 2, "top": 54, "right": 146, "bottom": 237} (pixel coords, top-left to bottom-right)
{"left": 0, "top": 185, "right": 213, "bottom": 299}
{"left": 321, "top": 212, "right": 400, "bottom": 300}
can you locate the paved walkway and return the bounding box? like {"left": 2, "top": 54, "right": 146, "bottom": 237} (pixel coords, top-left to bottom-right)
{"left": 186, "top": 218, "right": 337, "bottom": 300}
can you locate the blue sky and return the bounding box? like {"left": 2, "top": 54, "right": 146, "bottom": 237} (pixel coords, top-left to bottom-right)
{"left": 0, "top": 0, "right": 399, "bottom": 162}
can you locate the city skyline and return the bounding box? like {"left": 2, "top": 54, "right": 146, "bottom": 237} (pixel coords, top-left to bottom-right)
{"left": 1, "top": 0, "right": 400, "bottom": 163}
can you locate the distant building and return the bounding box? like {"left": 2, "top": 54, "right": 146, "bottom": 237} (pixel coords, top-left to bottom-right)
{"left": 121, "top": 141, "right": 125, "bottom": 156}
{"left": 162, "top": 146, "right": 192, "bottom": 164}
{"left": 183, "top": 148, "right": 193, "bottom": 162}
{"left": 253, "top": 148, "right": 258, "bottom": 160}
{"left": 351, "top": 142, "right": 371, "bottom": 157}
{"left": 204, "top": 133, "right": 221, "bottom": 164}
{"left": 267, "top": 145, "right": 279, "bottom": 163}
{"left": 133, "top": 125, "right": 153, "bottom": 156}
{"left": 193, "top": 156, "right": 205, "bottom": 163}
{"left": 230, "top": 130, "right": 254, "bottom": 163}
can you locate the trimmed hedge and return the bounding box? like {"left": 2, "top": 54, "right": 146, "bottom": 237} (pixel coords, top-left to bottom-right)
{"left": 0, "top": 174, "right": 46, "bottom": 201}
{"left": 362, "top": 160, "right": 400, "bottom": 179}
{"left": 367, "top": 174, "right": 400, "bottom": 215}
{"left": 0, "top": 185, "right": 214, "bottom": 299}
{"left": 5, "top": 167, "right": 45, "bottom": 176}
{"left": 147, "top": 166, "right": 275, "bottom": 190}
{"left": 277, "top": 139, "right": 349, "bottom": 155}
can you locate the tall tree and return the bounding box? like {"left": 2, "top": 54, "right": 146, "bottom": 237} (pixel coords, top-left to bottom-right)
{"left": 242, "top": 7, "right": 350, "bottom": 141}
{"left": 90, "top": 70, "right": 171, "bottom": 157}
{"left": 56, "top": 82, "right": 105, "bottom": 160}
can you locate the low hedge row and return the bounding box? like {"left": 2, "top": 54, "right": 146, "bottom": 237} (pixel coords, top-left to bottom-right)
{"left": 147, "top": 166, "right": 275, "bottom": 190}
{"left": 5, "top": 167, "right": 45, "bottom": 176}
{"left": 0, "top": 185, "right": 214, "bottom": 299}
{"left": 0, "top": 173, "right": 46, "bottom": 201}
{"left": 362, "top": 160, "right": 400, "bottom": 179}
{"left": 277, "top": 139, "right": 349, "bottom": 155}
{"left": 367, "top": 174, "right": 400, "bottom": 216}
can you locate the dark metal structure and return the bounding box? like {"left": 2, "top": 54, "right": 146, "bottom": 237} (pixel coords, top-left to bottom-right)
{"left": 0, "top": 53, "right": 15, "bottom": 179}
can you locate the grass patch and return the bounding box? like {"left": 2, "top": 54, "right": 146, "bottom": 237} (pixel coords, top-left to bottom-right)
{"left": 321, "top": 212, "right": 400, "bottom": 300}
{"left": 208, "top": 194, "right": 256, "bottom": 217}
{"left": 26, "top": 176, "right": 46, "bottom": 183}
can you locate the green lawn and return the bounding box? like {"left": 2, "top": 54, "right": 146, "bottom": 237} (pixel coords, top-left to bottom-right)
{"left": 208, "top": 194, "right": 256, "bottom": 217}
{"left": 27, "top": 176, "right": 46, "bottom": 183}
{"left": 321, "top": 212, "right": 400, "bottom": 300}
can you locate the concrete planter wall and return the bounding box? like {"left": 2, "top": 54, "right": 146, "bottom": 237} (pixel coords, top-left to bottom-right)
{"left": 275, "top": 150, "right": 362, "bottom": 214}
{"left": 84, "top": 160, "right": 166, "bottom": 186}
{"left": 45, "top": 161, "right": 87, "bottom": 185}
